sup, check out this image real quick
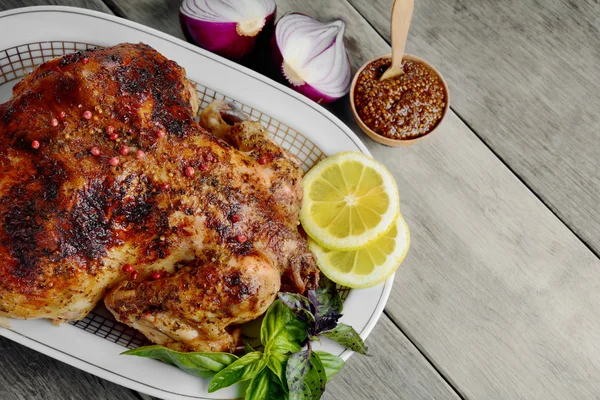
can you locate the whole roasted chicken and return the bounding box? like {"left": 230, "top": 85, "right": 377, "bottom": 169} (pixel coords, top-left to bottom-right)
{"left": 0, "top": 43, "right": 319, "bottom": 352}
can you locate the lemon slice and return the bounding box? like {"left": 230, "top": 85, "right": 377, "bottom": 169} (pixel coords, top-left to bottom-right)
{"left": 300, "top": 152, "right": 400, "bottom": 251}
{"left": 309, "top": 215, "right": 410, "bottom": 288}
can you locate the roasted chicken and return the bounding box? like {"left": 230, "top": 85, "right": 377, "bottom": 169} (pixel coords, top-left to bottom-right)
{"left": 0, "top": 43, "right": 318, "bottom": 352}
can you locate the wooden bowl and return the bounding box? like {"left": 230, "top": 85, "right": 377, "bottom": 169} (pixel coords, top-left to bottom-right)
{"left": 350, "top": 54, "right": 450, "bottom": 147}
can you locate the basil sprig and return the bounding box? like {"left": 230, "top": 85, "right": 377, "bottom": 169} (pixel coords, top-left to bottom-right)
{"left": 122, "top": 278, "right": 366, "bottom": 399}
{"left": 278, "top": 277, "right": 368, "bottom": 355}
{"left": 121, "top": 345, "right": 237, "bottom": 378}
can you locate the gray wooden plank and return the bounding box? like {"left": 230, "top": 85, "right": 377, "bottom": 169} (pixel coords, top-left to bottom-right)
{"left": 0, "top": 0, "right": 110, "bottom": 12}
{"left": 0, "top": 337, "right": 140, "bottom": 400}
{"left": 50, "top": 0, "right": 600, "bottom": 398}
{"left": 322, "top": 315, "right": 460, "bottom": 400}
{"left": 385, "top": 110, "right": 600, "bottom": 400}
{"left": 82, "top": 1, "right": 464, "bottom": 399}
{"left": 347, "top": 0, "right": 600, "bottom": 258}
{"left": 102, "top": 0, "right": 185, "bottom": 40}
{"left": 267, "top": 1, "right": 600, "bottom": 399}
{"left": 0, "top": 1, "right": 461, "bottom": 399}
{"left": 6, "top": 2, "right": 599, "bottom": 400}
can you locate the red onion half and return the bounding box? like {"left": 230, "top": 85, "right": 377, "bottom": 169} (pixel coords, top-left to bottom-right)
{"left": 272, "top": 13, "right": 351, "bottom": 104}
{"left": 180, "top": 0, "right": 276, "bottom": 60}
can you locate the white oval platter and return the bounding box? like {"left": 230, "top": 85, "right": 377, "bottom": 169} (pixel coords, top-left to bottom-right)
{"left": 0, "top": 6, "right": 393, "bottom": 400}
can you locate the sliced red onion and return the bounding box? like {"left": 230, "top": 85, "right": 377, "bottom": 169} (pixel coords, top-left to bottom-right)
{"left": 180, "top": 0, "right": 276, "bottom": 59}
{"left": 272, "top": 13, "right": 351, "bottom": 104}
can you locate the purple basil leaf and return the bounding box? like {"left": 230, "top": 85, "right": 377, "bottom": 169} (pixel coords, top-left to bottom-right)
{"left": 307, "top": 276, "right": 344, "bottom": 335}
{"left": 308, "top": 276, "right": 343, "bottom": 320}
{"left": 277, "top": 292, "right": 316, "bottom": 332}
{"left": 286, "top": 349, "right": 327, "bottom": 399}
{"left": 315, "top": 312, "right": 342, "bottom": 334}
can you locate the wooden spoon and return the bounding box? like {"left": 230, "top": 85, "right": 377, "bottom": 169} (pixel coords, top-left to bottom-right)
{"left": 379, "top": 0, "right": 414, "bottom": 81}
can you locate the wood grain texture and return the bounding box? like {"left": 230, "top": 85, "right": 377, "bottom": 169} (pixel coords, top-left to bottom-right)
{"left": 103, "top": 0, "right": 185, "bottom": 40}
{"left": 385, "top": 111, "right": 600, "bottom": 400}
{"left": 276, "top": 1, "right": 600, "bottom": 399}
{"left": 0, "top": 1, "right": 460, "bottom": 400}
{"left": 322, "top": 315, "right": 460, "bottom": 400}
{"left": 0, "top": 0, "right": 110, "bottom": 11}
{"left": 98, "top": 6, "right": 460, "bottom": 400}
{"left": 378, "top": 0, "right": 413, "bottom": 81}
{"left": 0, "top": 337, "right": 139, "bottom": 400}
{"left": 2, "top": 1, "right": 599, "bottom": 400}
{"left": 348, "top": 0, "right": 600, "bottom": 255}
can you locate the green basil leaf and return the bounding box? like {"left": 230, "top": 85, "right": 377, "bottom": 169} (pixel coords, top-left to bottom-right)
{"left": 268, "top": 317, "right": 308, "bottom": 355}
{"left": 121, "top": 345, "right": 237, "bottom": 377}
{"left": 321, "top": 324, "right": 368, "bottom": 355}
{"left": 314, "top": 351, "right": 344, "bottom": 382}
{"left": 267, "top": 352, "right": 288, "bottom": 390}
{"left": 261, "top": 300, "right": 293, "bottom": 346}
{"left": 244, "top": 343, "right": 256, "bottom": 354}
{"left": 278, "top": 292, "right": 316, "bottom": 328}
{"left": 286, "top": 350, "right": 327, "bottom": 400}
{"left": 310, "top": 276, "right": 343, "bottom": 317}
{"left": 245, "top": 367, "right": 288, "bottom": 400}
{"left": 261, "top": 300, "right": 308, "bottom": 354}
{"left": 208, "top": 352, "right": 266, "bottom": 393}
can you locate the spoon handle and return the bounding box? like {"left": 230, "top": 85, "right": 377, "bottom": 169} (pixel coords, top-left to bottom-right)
{"left": 390, "top": 0, "right": 414, "bottom": 71}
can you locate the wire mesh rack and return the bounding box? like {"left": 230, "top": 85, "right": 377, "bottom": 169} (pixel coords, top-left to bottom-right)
{"left": 0, "top": 41, "right": 349, "bottom": 350}
{"left": 0, "top": 41, "right": 326, "bottom": 172}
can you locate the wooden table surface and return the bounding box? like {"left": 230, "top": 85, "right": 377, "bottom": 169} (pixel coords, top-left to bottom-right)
{"left": 1, "top": 0, "right": 599, "bottom": 399}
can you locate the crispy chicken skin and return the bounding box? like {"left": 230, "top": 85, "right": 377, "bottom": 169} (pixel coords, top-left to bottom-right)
{"left": 0, "top": 43, "right": 318, "bottom": 352}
